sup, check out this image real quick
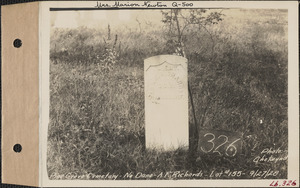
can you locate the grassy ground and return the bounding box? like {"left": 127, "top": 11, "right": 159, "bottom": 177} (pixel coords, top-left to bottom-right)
{"left": 47, "top": 9, "right": 288, "bottom": 180}
{"left": 47, "top": 62, "right": 287, "bottom": 179}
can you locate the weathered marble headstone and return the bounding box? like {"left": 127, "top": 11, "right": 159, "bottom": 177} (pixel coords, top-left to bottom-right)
{"left": 144, "top": 55, "right": 188, "bottom": 150}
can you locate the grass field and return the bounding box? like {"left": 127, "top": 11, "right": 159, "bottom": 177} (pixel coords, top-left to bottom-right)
{"left": 47, "top": 9, "right": 288, "bottom": 179}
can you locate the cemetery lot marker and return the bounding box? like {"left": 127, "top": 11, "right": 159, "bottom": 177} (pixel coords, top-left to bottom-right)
{"left": 144, "top": 55, "right": 188, "bottom": 151}
{"left": 198, "top": 129, "right": 243, "bottom": 157}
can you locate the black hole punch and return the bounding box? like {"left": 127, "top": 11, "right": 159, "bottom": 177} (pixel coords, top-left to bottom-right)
{"left": 13, "top": 39, "right": 22, "bottom": 48}
{"left": 13, "top": 144, "right": 22, "bottom": 153}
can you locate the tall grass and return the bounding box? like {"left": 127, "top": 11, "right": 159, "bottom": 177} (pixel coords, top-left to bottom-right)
{"left": 47, "top": 9, "right": 288, "bottom": 179}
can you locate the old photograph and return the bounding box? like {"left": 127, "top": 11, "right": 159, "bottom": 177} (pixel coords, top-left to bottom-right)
{"left": 46, "top": 4, "right": 289, "bottom": 183}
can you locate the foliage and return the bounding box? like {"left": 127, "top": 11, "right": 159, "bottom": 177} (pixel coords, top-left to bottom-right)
{"left": 161, "top": 9, "right": 224, "bottom": 57}
{"left": 99, "top": 25, "right": 119, "bottom": 72}
{"left": 48, "top": 9, "right": 288, "bottom": 179}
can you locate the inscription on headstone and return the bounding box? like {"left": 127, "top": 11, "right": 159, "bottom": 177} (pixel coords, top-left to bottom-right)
{"left": 144, "top": 55, "right": 188, "bottom": 150}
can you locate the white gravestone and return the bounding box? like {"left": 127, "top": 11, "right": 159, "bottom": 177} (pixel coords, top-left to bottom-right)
{"left": 144, "top": 55, "right": 188, "bottom": 150}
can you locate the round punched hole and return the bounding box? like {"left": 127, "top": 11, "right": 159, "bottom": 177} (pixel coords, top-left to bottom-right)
{"left": 13, "top": 144, "right": 22, "bottom": 153}
{"left": 13, "top": 39, "right": 22, "bottom": 48}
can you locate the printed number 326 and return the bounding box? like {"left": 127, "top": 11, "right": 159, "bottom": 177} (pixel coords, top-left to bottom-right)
{"left": 200, "top": 133, "right": 240, "bottom": 157}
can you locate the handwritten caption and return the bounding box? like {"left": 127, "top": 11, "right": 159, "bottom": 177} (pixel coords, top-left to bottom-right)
{"left": 50, "top": 169, "right": 281, "bottom": 180}
{"left": 253, "top": 147, "right": 288, "bottom": 164}
{"left": 270, "top": 180, "right": 297, "bottom": 187}
{"left": 95, "top": 1, "right": 194, "bottom": 8}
